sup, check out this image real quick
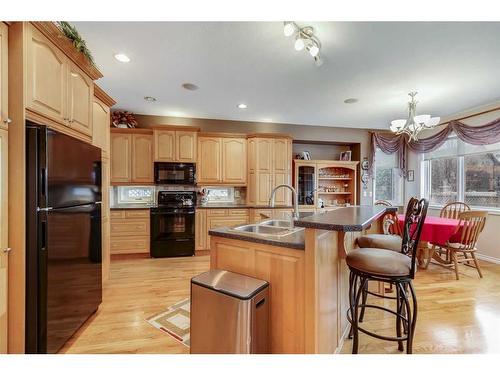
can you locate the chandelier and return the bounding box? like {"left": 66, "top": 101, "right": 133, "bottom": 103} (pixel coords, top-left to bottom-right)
{"left": 283, "top": 21, "right": 322, "bottom": 66}
{"left": 390, "top": 92, "right": 440, "bottom": 141}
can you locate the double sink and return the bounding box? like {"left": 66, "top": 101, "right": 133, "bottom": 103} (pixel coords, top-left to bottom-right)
{"left": 229, "top": 219, "right": 304, "bottom": 238}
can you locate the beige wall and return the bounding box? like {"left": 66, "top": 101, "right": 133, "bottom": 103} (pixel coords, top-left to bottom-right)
{"left": 135, "top": 114, "right": 374, "bottom": 204}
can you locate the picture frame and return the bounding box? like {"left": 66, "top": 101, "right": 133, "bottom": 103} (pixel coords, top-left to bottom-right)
{"left": 407, "top": 170, "right": 415, "bottom": 182}
{"left": 340, "top": 151, "right": 352, "bottom": 161}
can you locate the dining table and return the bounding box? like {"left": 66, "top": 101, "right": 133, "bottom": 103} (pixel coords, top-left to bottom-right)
{"left": 397, "top": 214, "right": 461, "bottom": 268}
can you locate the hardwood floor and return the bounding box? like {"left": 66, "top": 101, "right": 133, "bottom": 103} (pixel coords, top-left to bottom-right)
{"left": 60, "top": 256, "right": 500, "bottom": 354}
{"left": 60, "top": 256, "right": 209, "bottom": 354}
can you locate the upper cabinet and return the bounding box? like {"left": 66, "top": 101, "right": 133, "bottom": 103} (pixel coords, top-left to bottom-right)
{"left": 67, "top": 61, "right": 93, "bottom": 136}
{"left": 26, "top": 23, "right": 100, "bottom": 140}
{"left": 26, "top": 25, "right": 67, "bottom": 124}
{"left": 0, "top": 23, "right": 8, "bottom": 129}
{"left": 197, "top": 135, "right": 247, "bottom": 186}
{"left": 92, "top": 86, "right": 115, "bottom": 157}
{"left": 110, "top": 129, "right": 153, "bottom": 184}
{"left": 247, "top": 135, "right": 292, "bottom": 206}
{"left": 153, "top": 128, "right": 198, "bottom": 163}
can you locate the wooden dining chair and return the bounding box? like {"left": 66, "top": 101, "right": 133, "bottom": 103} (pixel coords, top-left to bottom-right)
{"left": 424, "top": 201, "right": 471, "bottom": 268}
{"left": 440, "top": 201, "right": 471, "bottom": 220}
{"left": 436, "top": 210, "right": 487, "bottom": 280}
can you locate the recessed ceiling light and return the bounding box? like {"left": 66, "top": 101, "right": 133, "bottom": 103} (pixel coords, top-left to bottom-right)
{"left": 144, "top": 96, "right": 157, "bottom": 102}
{"left": 114, "top": 53, "right": 130, "bottom": 63}
{"left": 237, "top": 103, "right": 248, "bottom": 109}
{"left": 182, "top": 83, "right": 199, "bottom": 91}
{"left": 344, "top": 98, "right": 359, "bottom": 104}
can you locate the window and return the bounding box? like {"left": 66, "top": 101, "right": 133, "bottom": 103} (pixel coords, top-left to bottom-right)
{"left": 422, "top": 136, "right": 500, "bottom": 209}
{"left": 117, "top": 186, "right": 155, "bottom": 204}
{"left": 205, "top": 187, "right": 235, "bottom": 203}
{"left": 373, "top": 148, "right": 404, "bottom": 205}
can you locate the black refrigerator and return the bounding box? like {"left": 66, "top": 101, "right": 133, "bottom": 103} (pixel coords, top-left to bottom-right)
{"left": 25, "top": 123, "right": 102, "bottom": 354}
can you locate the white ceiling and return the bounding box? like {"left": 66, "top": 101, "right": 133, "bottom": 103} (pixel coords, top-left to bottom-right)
{"left": 74, "top": 22, "right": 500, "bottom": 129}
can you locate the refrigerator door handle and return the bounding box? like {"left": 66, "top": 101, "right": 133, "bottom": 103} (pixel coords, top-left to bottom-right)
{"left": 37, "top": 207, "right": 53, "bottom": 212}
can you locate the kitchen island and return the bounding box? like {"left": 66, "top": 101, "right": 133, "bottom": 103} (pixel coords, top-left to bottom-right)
{"left": 209, "top": 205, "right": 396, "bottom": 354}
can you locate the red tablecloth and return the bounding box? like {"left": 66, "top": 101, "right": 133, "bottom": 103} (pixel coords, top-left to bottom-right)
{"left": 397, "top": 214, "right": 460, "bottom": 246}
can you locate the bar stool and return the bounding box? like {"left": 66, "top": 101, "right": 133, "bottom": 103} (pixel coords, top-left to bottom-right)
{"left": 346, "top": 197, "right": 428, "bottom": 354}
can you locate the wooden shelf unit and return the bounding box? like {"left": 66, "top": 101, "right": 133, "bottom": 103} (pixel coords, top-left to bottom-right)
{"left": 293, "top": 160, "right": 359, "bottom": 210}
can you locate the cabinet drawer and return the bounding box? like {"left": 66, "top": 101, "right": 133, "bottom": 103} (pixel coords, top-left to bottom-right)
{"left": 110, "top": 219, "right": 150, "bottom": 237}
{"left": 228, "top": 209, "right": 248, "bottom": 216}
{"left": 110, "top": 210, "right": 126, "bottom": 219}
{"left": 125, "top": 210, "right": 150, "bottom": 218}
{"left": 110, "top": 236, "right": 150, "bottom": 254}
{"left": 207, "top": 209, "right": 228, "bottom": 216}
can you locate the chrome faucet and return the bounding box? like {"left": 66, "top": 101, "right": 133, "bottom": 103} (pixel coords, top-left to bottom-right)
{"left": 269, "top": 184, "right": 300, "bottom": 221}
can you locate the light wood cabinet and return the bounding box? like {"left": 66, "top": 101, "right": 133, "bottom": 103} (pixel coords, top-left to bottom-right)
{"left": 110, "top": 209, "right": 150, "bottom": 255}
{"left": 154, "top": 128, "right": 198, "bottom": 163}
{"left": 195, "top": 208, "right": 249, "bottom": 251}
{"left": 67, "top": 61, "right": 93, "bottom": 136}
{"left": 294, "top": 160, "right": 358, "bottom": 209}
{"left": 154, "top": 130, "right": 175, "bottom": 161}
{"left": 195, "top": 210, "right": 207, "bottom": 251}
{"left": 247, "top": 135, "right": 292, "bottom": 206}
{"left": 131, "top": 133, "right": 153, "bottom": 183}
{"left": 197, "top": 135, "right": 247, "bottom": 185}
{"left": 26, "top": 24, "right": 95, "bottom": 139}
{"left": 26, "top": 24, "right": 67, "bottom": 124}
{"left": 0, "top": 128, "right": 8, "bottom": 353}
{"left": 0, "top": 23, "right": 8, "bottom": 130}
{"left": 92, "top": 98, "right": 111, "bottom": 156}
{"left": 176, "top": 131, "right": 197, "bottom": 162}
{"left": 110, "top": 129, "right": 153, "bottom": 184}
{"left": 101, "top": 157, "right": 110, "bottom": 282}
{"left": 222, "top": 138, "right": 247, "bottom": 184}
{"left": 110, "top": 132, "right": 132, "bottom": 183}
{"left": 197, "top": 136, "right": 222, "bottom": 184}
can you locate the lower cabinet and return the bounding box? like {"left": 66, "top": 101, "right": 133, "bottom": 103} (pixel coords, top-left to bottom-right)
{"left": 110, "top": 209, "right": 150, "bottom": 255}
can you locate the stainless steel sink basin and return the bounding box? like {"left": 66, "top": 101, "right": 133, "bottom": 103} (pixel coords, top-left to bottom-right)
{"left": 259, "top": 219, "right": 294, "bottom": 228}
{"left": 229, "top": 221, "right": 303, "bottom": 238}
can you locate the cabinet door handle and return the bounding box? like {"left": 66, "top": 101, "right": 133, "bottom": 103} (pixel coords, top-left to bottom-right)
{"left": 3, "top": 118, "right": 12, "bottom": 125}
{"left": 3, "top": 247, "right": 12, "bottom": 254}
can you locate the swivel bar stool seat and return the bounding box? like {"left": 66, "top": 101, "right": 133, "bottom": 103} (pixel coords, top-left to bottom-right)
{"left": 346, "top": 197, "right": 428, "bottom": 354}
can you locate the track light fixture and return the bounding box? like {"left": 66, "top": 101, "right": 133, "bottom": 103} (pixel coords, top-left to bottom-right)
{"left": 283, "top": 21, "right": 322, "bottom": 66}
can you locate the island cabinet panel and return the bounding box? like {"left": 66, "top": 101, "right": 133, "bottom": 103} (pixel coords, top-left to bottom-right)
{"left": 131, "top": 134, "right": 153, "bottom": 183}
{"left": 110, "top": 133, "right": 132, "bottom": 183}
{"left": 0, "top": 128, "right": 7, "bottom": 353}
{"left": 210, "top": 236, "right": 305, "bottom": 354}
{"left": 26, "top": 24, "right": 67, "bottom": 124}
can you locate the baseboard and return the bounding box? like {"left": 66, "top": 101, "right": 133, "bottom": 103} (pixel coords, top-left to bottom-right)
{"left": 476, "top": 253, "right": 500, "bottom": 265}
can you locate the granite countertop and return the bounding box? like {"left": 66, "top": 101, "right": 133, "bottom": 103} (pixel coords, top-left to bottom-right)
{"left": 209, "top": 226, "right": 305, "bottom": 250}
{"left": 196, "top": 203, "right": 293, "bottom": 209}
{"left": 294, "top": 205, "right": 397, "bottom": 232}
{"left": 110, "top": 204, "right": 157, "bottom": 210}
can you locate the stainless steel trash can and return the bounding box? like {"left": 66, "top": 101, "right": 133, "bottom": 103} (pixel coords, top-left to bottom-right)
{"left": 190, "top": 269, "right": 269, "bottom": 354}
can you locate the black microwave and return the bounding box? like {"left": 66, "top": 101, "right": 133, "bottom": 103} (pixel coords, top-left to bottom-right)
{"left": 154, "top": 162, "right": 196, "bottom": 185}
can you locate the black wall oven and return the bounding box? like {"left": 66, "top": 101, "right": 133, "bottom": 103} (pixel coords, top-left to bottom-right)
{"left": 150, "top": 191, "right": 196, "bottom": 257}
{"left": 154, "top": 162, "right": 196, "bottom": 185}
